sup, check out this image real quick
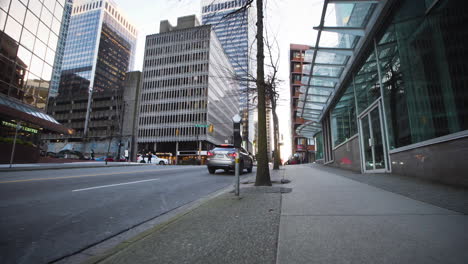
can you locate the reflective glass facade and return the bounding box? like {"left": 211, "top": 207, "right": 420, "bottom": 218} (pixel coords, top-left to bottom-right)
{"left": 0, "top": 0, "right": 66, "bottom": 110}
{"left": 378, "top": 0, "right": 468, "bottom": 150}
{"left": 49, "top": 0, "right": 72, "bottom": 98}
{"left": 47, "top": 0, "right": 137, "bottom": 138}
{"left": 202, "top": 0, "right": 251, "bottom": 145}
{"left": 331, "top": 83, "right": 357, "bottom": 147}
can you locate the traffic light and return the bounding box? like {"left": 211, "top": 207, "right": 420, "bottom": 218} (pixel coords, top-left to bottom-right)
{"left": 208, "top": 124, "right": 214, "bottom": 133}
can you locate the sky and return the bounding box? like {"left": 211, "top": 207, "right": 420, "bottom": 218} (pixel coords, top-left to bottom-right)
{"left": 116, "top": 0, "right": 324, "bottom": 159}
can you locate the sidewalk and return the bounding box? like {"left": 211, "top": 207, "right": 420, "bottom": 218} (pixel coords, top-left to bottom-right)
{"left": 0, "top": 161, "right": 147, "bottom": 172}
{"left": 80, "top": 164, "right": 468, "bottom": 264}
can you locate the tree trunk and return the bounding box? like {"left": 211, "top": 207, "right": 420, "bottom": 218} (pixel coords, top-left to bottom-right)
{"left": 272, "top": 98, "right": 281, "bottom": 170}
{"left": 254, "top": 0, "right": 271, "bottom": 186}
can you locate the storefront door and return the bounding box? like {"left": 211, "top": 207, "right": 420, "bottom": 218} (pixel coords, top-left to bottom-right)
{"left": 359, "top": 102, "right": 388, "bottom": 172}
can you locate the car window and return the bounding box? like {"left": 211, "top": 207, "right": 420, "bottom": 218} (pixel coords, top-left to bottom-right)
{"left": 212, "top": 147, "right": 235, "bottom": 152}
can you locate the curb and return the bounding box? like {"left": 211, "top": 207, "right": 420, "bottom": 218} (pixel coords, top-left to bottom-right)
{"left": 0, "top": 163, "right": 149, "bottom": 172}
{"left": 53, "top": 174, "right": 256, "bottom": 264}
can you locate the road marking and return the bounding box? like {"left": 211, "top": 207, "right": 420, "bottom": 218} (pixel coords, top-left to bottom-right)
{"left": 72, "top": 178, "right": 160, "bottom": 192}
{"left": 0, "top": 167, "right": 198, "bottom": 184}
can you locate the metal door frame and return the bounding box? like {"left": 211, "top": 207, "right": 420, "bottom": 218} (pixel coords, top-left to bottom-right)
{"left": 358, "top": 100, "right": 388, "bottom": 173}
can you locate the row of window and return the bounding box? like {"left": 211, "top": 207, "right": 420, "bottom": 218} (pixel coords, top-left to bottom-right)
{"left": 143, "top": 63, "right": 208, "bottom": 79}
{"left": 143, "top": 75, "right": 208, "bottom": 90}
{"left": 139, "top": 126, "right": 207, "bottom": 138}
{"left": 202, "top": 0, "right": 247, "bottom": 13}
{"left": 140, "top": 100, "right": 207, "bottom": 114}
{"left": 146, "top": 28, "right": 210, "bottom": 47}
{"left": 144, "top": 52, "right": 209, "bottom": 68}
{"left": 145, "top": 41, "right": 208, "bottom": 57}
{"left": 141, "top": 87, "right": 207, "bottom": 102}
{"left": 139, "top": 113, "right": 208, "bottom": 126}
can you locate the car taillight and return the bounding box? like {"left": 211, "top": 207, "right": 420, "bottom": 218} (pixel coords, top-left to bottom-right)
{"left": 228, "top": 152, "right": 237, "bottom": 158}
{"left": 207, "top": 151, "right": 214, "bottom": 156}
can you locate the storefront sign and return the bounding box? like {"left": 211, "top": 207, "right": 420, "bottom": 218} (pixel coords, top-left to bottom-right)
{"left": 2, "top": 121, "right": 38, "bottom": 134}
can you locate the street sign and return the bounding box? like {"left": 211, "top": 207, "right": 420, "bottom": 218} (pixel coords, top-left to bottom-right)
{"left": 194, "top": 124, "right": 209, "bottom": 128}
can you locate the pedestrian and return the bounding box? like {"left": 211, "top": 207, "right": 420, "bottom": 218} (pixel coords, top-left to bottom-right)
{"left": 124, "top": 149, "right": 129, "bottom": 162}
{"left": 147, "top": 152, "right": 152, "bottom": 164}
{"left": 91, "top": 149, "right": 95, "bottom": 160}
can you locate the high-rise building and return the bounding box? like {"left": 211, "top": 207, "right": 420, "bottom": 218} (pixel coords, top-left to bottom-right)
{"left": 201, "top": 0, "right": 253, "bottom": 150}
{"left": 0, "top": 0, "right": 72, "bottom": 163}
{"left": 139, "top": 15, "right": 239, "bottom": 164}
{"left": 44, "top": 0, "right": 138, "bottom": 155}
{"left": 49, "top": 0, "right": 73, "bottom": 98}
{"left": 290, "top": 44, "right": 315, "bottom": 163}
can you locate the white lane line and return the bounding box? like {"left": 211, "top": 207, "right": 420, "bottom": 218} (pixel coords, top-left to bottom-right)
{"left": 72, "top": 178, "right": 159, "bottom": 192}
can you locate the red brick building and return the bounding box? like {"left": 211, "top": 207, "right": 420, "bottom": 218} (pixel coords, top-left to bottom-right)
{"left": 289, "top": 44, "right": 315, "bottom": 163}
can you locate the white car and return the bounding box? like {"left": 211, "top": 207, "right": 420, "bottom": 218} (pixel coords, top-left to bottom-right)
{"left": 137, "top": 154, "right": 169, "bottom": 165}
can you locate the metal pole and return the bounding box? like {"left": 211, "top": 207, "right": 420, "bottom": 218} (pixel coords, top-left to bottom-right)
{"left": 9, "top": 122, "right": 21, "bottom": 168}
{"left": 235, "top": 148, "right": 240, "bottom": 196}
{"left": 198, "top": 137, "right": 201, "bottom": 164}
{"left": 175, "top": 141, "right": 179, "bottom": 165}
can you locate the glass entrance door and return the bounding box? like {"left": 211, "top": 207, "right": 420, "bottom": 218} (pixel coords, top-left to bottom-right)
{"left": 360, "top": 103, "right": 387, "bottom": 172}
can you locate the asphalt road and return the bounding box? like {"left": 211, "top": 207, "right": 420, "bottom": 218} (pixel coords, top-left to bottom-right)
{"left": 0, "top": 165, "right": 253, "bottom": 264}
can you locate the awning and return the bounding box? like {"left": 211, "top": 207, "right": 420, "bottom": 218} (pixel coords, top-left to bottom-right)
{"left": 0, "top": 94, "right": 73, "bottom": 135}
{"left": 297, "top": 0, "right": 382, "bottom": 137}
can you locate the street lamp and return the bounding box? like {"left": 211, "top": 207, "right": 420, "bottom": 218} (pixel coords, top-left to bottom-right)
{"left": 232, "top": 114, "right": 241, "bottom": 196}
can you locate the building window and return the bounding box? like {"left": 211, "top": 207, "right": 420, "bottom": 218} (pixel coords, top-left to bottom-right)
{"left": 379, "top": 0, "right": 468, "bottom": 149}
{"left": 331, "top": 83, "right": 357, "bottom": 147}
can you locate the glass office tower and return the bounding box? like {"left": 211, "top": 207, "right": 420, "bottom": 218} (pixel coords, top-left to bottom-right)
{"left": 47, "top": 0, "right": 138, "bottom": 139}
{"left": 49, "top": 0, "right": 73, "bottom": 98}
{"left": 0, "top": 0, "right": 72, "bottom": 163}
{"left": 1, "top": 0, "right": 67, "bottom": 109}
{"left": 201, "top": 0, "right": 252, "bottom": 148}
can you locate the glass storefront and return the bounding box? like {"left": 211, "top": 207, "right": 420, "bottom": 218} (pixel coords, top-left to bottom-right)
{"left": 379, "top": 0, "right": 468, "bottom": 150}
{"left": 331, "top": 83, "right": 357, "bottom": 147}
{"left": 314, "top": 131, "right": 323, "bottom": 160}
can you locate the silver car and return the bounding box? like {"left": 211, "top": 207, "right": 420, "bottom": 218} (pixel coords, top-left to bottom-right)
{"left": 206, "top": 144, "right": 253, "bottom": 174}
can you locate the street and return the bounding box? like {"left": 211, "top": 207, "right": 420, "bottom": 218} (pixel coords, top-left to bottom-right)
{"left": 0, "top": 165, "right": 252, "bottom": 264}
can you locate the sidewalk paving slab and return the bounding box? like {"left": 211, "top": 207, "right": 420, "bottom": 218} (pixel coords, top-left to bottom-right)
{"left": 86, "top": 192, "right": 281, "bottom": 264}
{"left": 277, "top": 165, "right": 468, "bottom": 264}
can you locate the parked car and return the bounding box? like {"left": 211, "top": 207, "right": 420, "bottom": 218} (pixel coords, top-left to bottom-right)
{"left": 137, "top": 154, "right": 169, "bottom": 165}
{"left": 206, "top": 144, "right": 253, "bottom": 174}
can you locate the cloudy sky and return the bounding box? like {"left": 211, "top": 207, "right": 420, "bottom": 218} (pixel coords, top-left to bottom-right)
{"left": 116, "top": 0, "right": 324, "bottom": 158}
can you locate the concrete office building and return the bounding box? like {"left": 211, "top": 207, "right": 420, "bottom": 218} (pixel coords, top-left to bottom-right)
{"left": 139, "top": 15, "right": 239, "bottom": 164}
{"left": 0, "top": 0, "right": 72, "bottom": 163}
{"left": 296, "top": 0, "right": 468, "bottom": 187}
{"left": 289, "top": 44, "right": 315, "bottom": 163}
{"left": 43, "top": 0, "right": 138, "bottom": 156}
{"left": 201, "top": 0, "right": 254, "bottom": 151}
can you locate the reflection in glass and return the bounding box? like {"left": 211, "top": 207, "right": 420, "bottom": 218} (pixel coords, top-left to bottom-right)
{"left": 370, "top": 107, "right": 385, "bottom": 169}
{"left": 9, "top": 0, "right": 26, "bottom": 24}
{"left": 24, "top": 10, "right": 39, "bottom": 35}
{"left": 361, "top": 115, "right": 373, "bottom": 170}
{"left": 5, "top": 16, "right": 22, "bottom": 42}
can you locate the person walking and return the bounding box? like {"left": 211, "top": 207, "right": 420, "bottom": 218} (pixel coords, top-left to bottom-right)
{"left": 91, "top": 149, "right": 95, "bottom": 160}
{"left": 124, "top": 149, "right": 129, "bottom": 162}
{"left": 147, "top": 152, "right": 152, "bottom": 164}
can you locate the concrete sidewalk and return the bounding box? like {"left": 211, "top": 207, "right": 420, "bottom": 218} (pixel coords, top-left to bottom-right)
{"left": 80, "top": 164, "right": 468, "bottom": 264}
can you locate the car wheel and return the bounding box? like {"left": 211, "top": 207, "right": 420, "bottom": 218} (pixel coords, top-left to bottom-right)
{"left": 208, "top": 167, "right": 216, "bottom": 174}
{"left": 223, "top": 169, "right": 229, "bottom": 173}
{"left": 140, "top": 160, "right": 146, "bottom": 163}
{"left": 247, "top": 165, "right": 252, "bottom": 173}
{"left": 159, "top": 161, "right": 164, "bottom": 165}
